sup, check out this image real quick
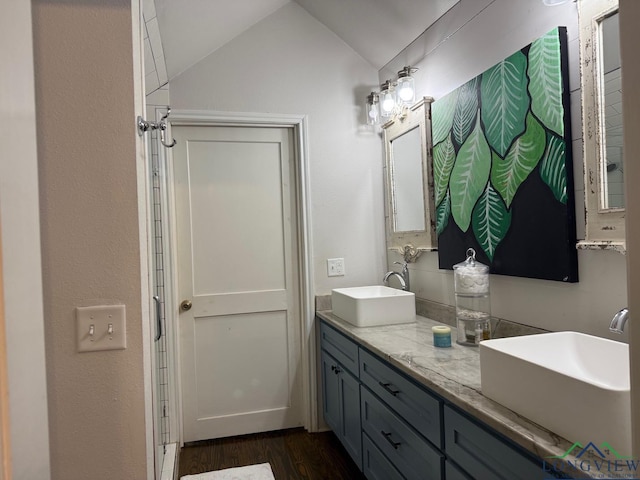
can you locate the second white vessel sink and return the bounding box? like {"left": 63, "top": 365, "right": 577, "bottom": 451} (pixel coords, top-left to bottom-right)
{"left": 480, "top": 331, "right": 630, "bottom": 453}
{"left": 331, "top": 286, "right": 415, "bottom": 327}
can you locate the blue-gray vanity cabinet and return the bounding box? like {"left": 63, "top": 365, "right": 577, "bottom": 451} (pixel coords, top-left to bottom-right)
{"left": 319, "top": 324, "right": 362, "bottom": 469}
{"left": 444, "top": 405, "right": 543, "bottom": 480}
{"left": 318, "top": 319, "right": 548, "bottom": 480}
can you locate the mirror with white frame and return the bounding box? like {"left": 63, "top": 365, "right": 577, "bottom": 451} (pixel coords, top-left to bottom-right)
{"left": 579, "top": 0, "right": 624, "bottom": 245}
{"left": 382, "top": 97, "right": 436, "bottom": 254}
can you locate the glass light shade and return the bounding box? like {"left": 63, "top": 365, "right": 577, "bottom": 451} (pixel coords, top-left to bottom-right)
{"left": 542, "top": 0, "right": 568, "bottom": 5}
{"left": 366, "top": 92, "right": 381, "bottom": 125}
{"left": 380, "top": 81, "right": 396, "bottom": 118}
{"left": 396, "top": 75, "right": 415, "bottom": 105}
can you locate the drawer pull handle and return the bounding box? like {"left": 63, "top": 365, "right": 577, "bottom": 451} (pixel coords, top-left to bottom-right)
{"left": 331, "top": 365, "right": 341, "bottom": 374}
{"left": 379, "top": 381, "right": 400, "bottom": 396}
{"left": 381, "top": 430, "right": 401, "bottom": 449}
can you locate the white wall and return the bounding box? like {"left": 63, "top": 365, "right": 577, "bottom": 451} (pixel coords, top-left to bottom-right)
{"left": 0, "top": 2, "right": 51, "bottom": 479}
{"left": 170, "top": 2, "right": 387, "bottom": 293}
{"left": 384, "top": 0, "right": 628, "bottom": 339}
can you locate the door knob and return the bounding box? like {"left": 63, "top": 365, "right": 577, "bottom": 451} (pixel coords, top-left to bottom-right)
{"left": 180, "top": 300, "right": 192, "bottom": 311}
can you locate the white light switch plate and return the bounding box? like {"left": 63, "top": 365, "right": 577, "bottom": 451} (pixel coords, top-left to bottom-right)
{"left": 77, "top": 305, "right": 126, "bottom": 352}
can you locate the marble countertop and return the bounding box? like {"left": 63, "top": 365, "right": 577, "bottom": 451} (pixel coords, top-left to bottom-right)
{"left": 317, "top": 310, "right": 618, "bottom": 479}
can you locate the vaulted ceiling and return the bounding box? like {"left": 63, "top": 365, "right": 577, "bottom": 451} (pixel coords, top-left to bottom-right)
{"left": 150, "top": 0, "right": 459, "bottom": 82}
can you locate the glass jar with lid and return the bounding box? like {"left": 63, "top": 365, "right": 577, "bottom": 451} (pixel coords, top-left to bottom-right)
{"left": 453, "top": 248, "right": 491, "bottom": 346}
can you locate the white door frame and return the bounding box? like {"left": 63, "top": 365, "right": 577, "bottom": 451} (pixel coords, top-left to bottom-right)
{"left": 166, "top": 110, "right": 318, "bottom": 442}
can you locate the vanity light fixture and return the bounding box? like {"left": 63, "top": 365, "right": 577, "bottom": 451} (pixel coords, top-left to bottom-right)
{"left": 366, "top": 92, "right": 381, "bottom": 125}
{"left": 365, "top": 66, "right": 418, "bottom": 125}
{"left": 396, "top": 66, "right": 418, "bottom": 106}
{"left": 379, "top": 80, "right": 397, "bottom": 119}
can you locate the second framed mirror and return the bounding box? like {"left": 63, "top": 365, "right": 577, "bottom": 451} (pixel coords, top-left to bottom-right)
{"left": 383, "top": 97, "right": 436, "bottom": 255}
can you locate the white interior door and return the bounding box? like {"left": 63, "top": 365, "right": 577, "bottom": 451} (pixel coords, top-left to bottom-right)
{"left": 173, "top": 125, "right": 302, "bottom": 442}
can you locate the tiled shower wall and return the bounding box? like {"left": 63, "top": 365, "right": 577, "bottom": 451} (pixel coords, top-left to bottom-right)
{"left": 142, "top": 0, "right": 168, "bottom": 95}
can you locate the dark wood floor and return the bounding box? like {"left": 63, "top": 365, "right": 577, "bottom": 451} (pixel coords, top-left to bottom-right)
{"left": 178, "top": 428, "right": 367, "bottom": 480}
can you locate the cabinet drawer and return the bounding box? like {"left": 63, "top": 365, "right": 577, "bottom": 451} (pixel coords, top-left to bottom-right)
{"left": 360, "top": 348, "right": 442, "bottom": 448}
{"left": 320, "top": 321, "right": 359, "bottom": 376}
{"left": 444, "top": 405, "right": 542, "bottom": 480}
{"left": 362, "top": 432, "right": 404, "bottom": 480}
{"left": 361, "top": 387, "right": 443, "bottom": 480}
{"left": 445, "top": 460, "right": 471, "bottom": 480}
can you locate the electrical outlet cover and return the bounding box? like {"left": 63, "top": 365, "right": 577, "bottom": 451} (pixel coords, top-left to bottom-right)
{"left": 327, "top": 258, "right": 345, "bottom": 277}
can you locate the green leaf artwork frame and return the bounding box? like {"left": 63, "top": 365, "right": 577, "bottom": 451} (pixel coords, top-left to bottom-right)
{"left": 433, "top": 27, "right": 578, "bottom": 282}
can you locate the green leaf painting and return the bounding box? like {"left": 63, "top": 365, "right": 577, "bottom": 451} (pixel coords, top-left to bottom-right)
{"left": 449, "top": 110, "right": 491, "bottom": 232}
{"left": 481, "top": 51, "right": 529, "bottom": 158}
{"left": 436, "top": 189, "right": 451, "bottom": 236}
{"left": 432, "top": 91, "right": 458, "bottom": 146}
{"left": 472, "top": 183, "right": 512, "bottom": 261}
{"left": 433, "top": 133, "right": 456, "bottom": 206}
{"left": 491, "top": 113, "right": 546, "bottom": 208}
{"left": 528, "top": 28, "right": 564, "bottom": 136}
{"left": 432, "top": 27, "right": 576, "bottom": 282}
{"left": 540, "top": 133, "right": 567, "bottom": 203}
{"left": 452, "top": 77, "right": 479, "bottom": 146}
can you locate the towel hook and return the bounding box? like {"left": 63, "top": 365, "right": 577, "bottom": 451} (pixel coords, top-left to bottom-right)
{"left": 159, "top": 107, "right": 177, "bottom": 148}
{"left": 158, "top": 122, "right": 177, "bottom": 148}
{"left": 137, "top": 107, "right": 177, "bottom": 148}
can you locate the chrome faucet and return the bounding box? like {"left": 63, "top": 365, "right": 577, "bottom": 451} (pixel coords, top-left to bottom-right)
{"left": 609, "top": 308, "right": 629, "bottom": 333}
{"left": 383, "top": 261, "right": 410, "bottom": 291}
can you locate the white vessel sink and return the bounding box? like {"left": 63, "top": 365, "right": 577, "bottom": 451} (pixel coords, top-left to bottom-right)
{"left": 331, "top": 286, "right": 416, "bottom": 327}
{"left": 480, "top": 332, "right": 630, "bottom": 453}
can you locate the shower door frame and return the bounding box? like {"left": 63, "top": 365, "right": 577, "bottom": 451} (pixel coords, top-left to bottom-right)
{"left": 148, "top": 105, "right": 181, "bottom": 476}
{"left": 165, "top": 110, "right": 319, "bottom": 442}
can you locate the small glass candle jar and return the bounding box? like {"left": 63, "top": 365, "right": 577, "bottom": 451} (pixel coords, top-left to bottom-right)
{"left": 432, "top": 325, "right": 452, "bottom": 348}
